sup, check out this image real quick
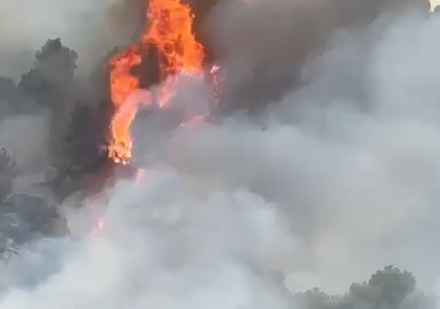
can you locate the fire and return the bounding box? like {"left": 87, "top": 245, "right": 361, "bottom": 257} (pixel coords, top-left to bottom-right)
{"left": 136, "top": 168, "right": 147, "bottom": 181}
{"left": 144, "top": 0, "right": 204, "bottom": 77}
{"left": 108, "top": 46, "right": 143, "bottom": 164}
{"left": 107, "top": 0, "right": 206, "bottom": 165}
{"left": 210, "top": 65, "right": 222, "bottom": 104}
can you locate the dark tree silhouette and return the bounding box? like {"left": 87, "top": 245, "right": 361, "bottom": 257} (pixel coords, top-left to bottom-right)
{"left": 345, "top": 265, "right": 416, "bottom": 309}
{"left": 18, "top": 38, "right": 80, "bottom": 162}
{"left": 63, "top": 102, "right": 108, "bottom": 177}
{"left": 294, "top": 266, "right": 431, "bottom": 309}
{"left": 18, "top": 38, "right": 78, "bottom": 111}
{"left": 0, "top": 148, "right": 16, "bottom": 201}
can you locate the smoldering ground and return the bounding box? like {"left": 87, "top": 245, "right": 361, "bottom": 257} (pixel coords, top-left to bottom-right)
{"left": 0, "top": 0, "right": 440, "bottom": 309}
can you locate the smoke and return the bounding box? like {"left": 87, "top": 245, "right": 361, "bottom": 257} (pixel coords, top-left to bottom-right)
{"left": 0, "top": 115, "right": 49, "bottom": 169}
{"left": 166, "top": 0, "right": 440, "bottom": 293}
{"left": 2, "top": 0, "right": 440, "bottom": 308}
{"left": 0, "top": 0, "right": 141, "bottom": 79}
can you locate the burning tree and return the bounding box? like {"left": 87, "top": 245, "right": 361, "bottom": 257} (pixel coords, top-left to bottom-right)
{"left": 105, "top": 0, "right": 214, "bottom": 165}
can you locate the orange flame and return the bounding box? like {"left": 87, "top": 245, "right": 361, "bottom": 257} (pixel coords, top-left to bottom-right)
{"left": 144, "top": 0, "right": 204, "bottom": 77}
{"left": 108, "top": 46, "right": 142, "bottom": 164}
{"left": 107, "top": 0, "right": 205, "bottom": 164}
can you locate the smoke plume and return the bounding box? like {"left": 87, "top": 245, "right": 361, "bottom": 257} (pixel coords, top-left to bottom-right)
{"left": 1, "top": 0, "right": 440, "bottom": 309}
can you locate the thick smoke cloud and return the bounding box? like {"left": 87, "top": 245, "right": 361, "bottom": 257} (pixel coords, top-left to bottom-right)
{"left": 166, "top": 0, "right": 440, "bottom": 293}
{"left": 1, "top": 0, "right": 440, "bottom": 309}
{"left": 207, "top": 0, "right": 429, "bottom": 113}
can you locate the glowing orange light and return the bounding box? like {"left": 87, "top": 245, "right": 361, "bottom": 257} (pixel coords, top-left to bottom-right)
{"left": 107, "top": 0, "right": 206, "bottom": 165}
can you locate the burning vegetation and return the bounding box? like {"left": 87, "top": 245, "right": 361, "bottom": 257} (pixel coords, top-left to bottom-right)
{"left": 0, "top": 0, "right": 436, "bottom": 294}
{"left": 0, "top": 0, "right": 431, "bottom": 216}
{"left": 0, "top": 0, "right": 432, "bottom": 237}
{"left": 107, "top": 0, "right": 209, "bottom": 165}
{"left": 0, "top": 0, "right": 225, "bottom": 249}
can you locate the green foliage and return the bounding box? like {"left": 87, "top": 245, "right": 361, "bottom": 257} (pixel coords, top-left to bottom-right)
{"left": 348, "top": 265, "right": 416, "bottom": 309}
{"left": 291, "top": 266, "right": 431, "bottom": 309}
{"left": 18, "top": 38, "right": 78, "bottom": 110}
{"left": 0, "top": 148, "right": 16, "bottom": 201}
{"left": 34, "top": 38, "right": 78, "bottom": 82}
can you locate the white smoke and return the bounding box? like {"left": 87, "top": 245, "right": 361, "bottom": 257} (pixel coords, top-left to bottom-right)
{"left": 0, "top": 170, "right": 295, "bottom": 309}
{"left": 2, "top": 0, "right": 440, "bottom": 308}
{"left": 0, "top": 115, "right": 49, "bottom": 169}
{"left": 142, "top": 0, "right": 440, "bottom": 294}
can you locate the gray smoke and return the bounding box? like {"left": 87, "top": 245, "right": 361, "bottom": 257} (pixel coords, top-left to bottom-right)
{"left": 0, "top": 0, "right": 440, "bottom": 309}
{"left": 167, "top": 0, "right": 440, "bottom": 293}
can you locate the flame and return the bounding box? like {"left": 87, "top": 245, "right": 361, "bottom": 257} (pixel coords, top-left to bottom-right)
{"left": 210, "top": 65, "right": 222, "bottom": 104}
{"left": 144, "top": 0, "right": 204, "bottom": 77}
{"left": 107, "top": 0, "right": 206, "bottom": 164}
{"left": 136, "top": 168, "right": 147, "bottom": 181}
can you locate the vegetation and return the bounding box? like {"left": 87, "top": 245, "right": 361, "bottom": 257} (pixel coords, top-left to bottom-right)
{"left": 288, "top": 266, "right": 434, "bottom": 309}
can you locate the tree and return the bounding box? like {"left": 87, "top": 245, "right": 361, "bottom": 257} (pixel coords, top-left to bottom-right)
{"left": 0, "top": 148, "right": 16, "bottom": 201}
{"left": 18, "top": 39, "right": 84, "bottom": 179}
{"left": 64, "top": 102, "right": 108, "bottom": 175}
{"left": 33, "top": 38, "right": 77, "bottom": 84}
{"left": 293, "top": 266, "right": 431, "bottom": 309}
{"left": 18, "top": 38, "right": 78, "bottom": 110}
{"left": 348, "top": 266, "right": 416, "bottom": 309}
